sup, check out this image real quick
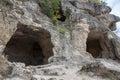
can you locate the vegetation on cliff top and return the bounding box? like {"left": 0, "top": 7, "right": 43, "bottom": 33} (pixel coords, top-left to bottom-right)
{"left": 39, "top": 0, "right": 61, "bottom": 24}
{"left": 39, "top": 0, "right": 68, "bottom": 35}
{"left": 94, "top": 0, "right": 107, "bottom": 5}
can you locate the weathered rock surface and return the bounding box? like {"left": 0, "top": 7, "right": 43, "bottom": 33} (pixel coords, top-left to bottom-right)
{"left": 0, "top": 0, "right": 120, "bottom": 80}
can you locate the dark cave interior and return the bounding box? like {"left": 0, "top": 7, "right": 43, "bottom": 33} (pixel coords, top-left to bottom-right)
{"left": 86, "top": 39, "right": 102, "bottom": 58}
{"left": 3, "top": 23, "right": 54, "bottom": 66}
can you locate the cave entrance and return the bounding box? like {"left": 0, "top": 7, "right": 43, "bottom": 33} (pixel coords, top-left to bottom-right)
{"left": 86, "top": 31, "right": 103, "bottom": 58}
{"left": 3, "top": 23, "right": 54, "bottom": 66}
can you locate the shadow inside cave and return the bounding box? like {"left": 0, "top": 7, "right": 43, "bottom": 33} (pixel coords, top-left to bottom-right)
{"left": 3, "top": 23, "right": 54, "bottom": 66}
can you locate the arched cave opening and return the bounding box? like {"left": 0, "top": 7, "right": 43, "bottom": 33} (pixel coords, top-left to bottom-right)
{"left": 3, "top": 23, "right": 54, "bottom": 66}
{"left": 86, "top": 31, "right": 103, "bottom": 58}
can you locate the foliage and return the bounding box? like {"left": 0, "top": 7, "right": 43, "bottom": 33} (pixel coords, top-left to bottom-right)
{"left": 39, "top": 0, "right": 61, "bottom": 24}
{"left": 58, "top": 28, "right": 68, "bottom": 35}
{"left": 93, "top": 0, "right": 107, "bottom": 5}
{"left": 39, "top": 0, "right": 68, "bottom": 35}
{"left": 93, "top": 0, "right": 101, "bottom": 3}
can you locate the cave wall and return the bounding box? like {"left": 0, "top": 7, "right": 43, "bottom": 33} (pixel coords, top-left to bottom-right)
{"left": 86, "top": 30, "right": 116, "bottom": 59}
{"left": 3, "top": 23, "right": 54, "bottom": 66}
{"left": 0, "top": 0, "right": 120, "bottom": 66}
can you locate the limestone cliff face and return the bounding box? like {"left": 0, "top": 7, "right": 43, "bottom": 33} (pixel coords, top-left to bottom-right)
{"left": 0, "top": 0, "right": 120, "bottom": 80}
{"left": 61, "top": 0, "right": 120, "bottom": 59}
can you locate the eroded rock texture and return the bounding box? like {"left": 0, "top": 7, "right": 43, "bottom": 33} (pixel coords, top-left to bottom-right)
{"left": 0, "top": 0, "right": 120, "bottom": 80}
{"left": 86, "top": 30, "right": 114, "bottom": 58}
{"left": 61, "top": 0, "right": 120, "bottom": 59}
{"left": 3, "top": 22, "right": 54, "bottom": 66}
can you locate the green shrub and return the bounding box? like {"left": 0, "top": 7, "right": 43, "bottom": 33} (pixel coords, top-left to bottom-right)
{"left": 93, "top": 0, "right": 107, "bottom": 5}
{"left": 39, "top": 0, "right": 61, "bottom": 23}
{"left": 39, "top": 0, "right": 68, "bottom": 35}
{"left": 58, "top": 28, "right": 68, "bottom": 35}
{"left": 93, "top": 0, "right": 101, "bottom": 4}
